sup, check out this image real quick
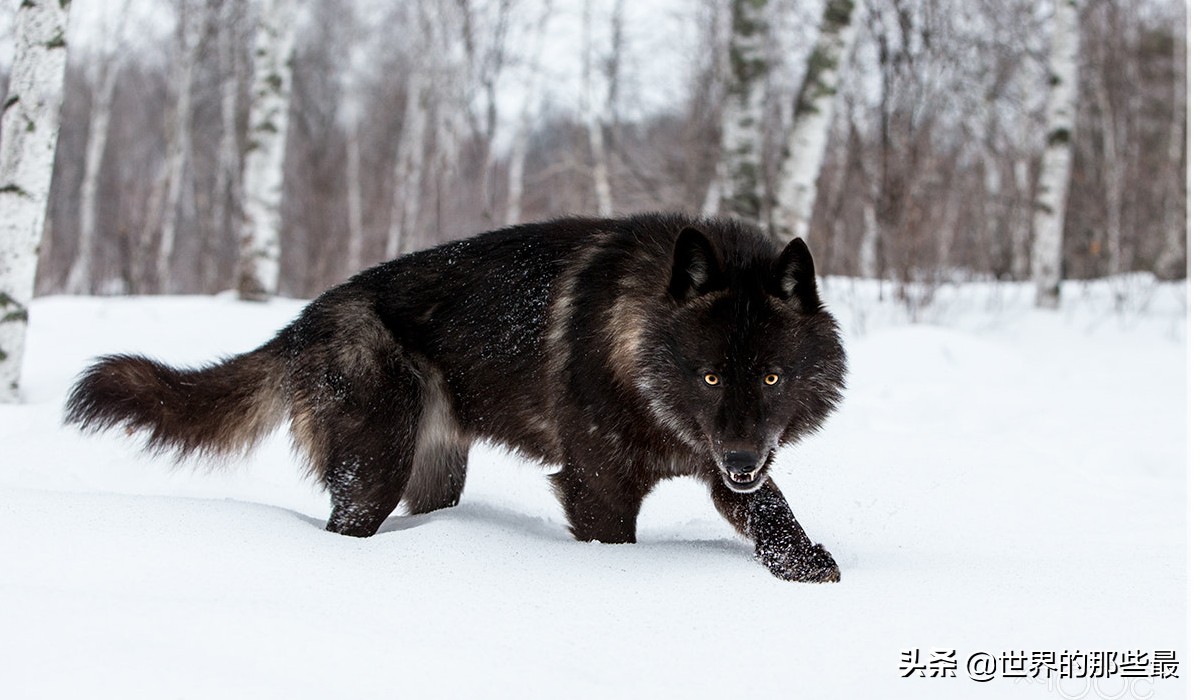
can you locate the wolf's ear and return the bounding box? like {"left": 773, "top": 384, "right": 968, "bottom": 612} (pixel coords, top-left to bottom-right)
{"left": 669, "top": 227, "right": 725, "bottom": 301}
{"left": 771, "top": 237, "right": 821, "bottom": 313}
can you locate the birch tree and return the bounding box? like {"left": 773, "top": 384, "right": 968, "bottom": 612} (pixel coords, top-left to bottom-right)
{"left": 504, "top": 0, "right": 552, "bottom": 226}
{"left": 1154, "top": 22, "right": 1186, "bottom": 281}
{"left": 581, "top": 0, "right": 614, "bottom": 216}
{"left": 236, "top": 0, "right": 299, "bottom": 300}
{"left": 64, "top": 0, "right": 132, "bottom": 294}
{"left": 1030, "top": 0, "right": 1079, "bottom": 309}
{"left": 209, "top": 0, "right": 244, "bottom": 290}
{"left": 700, "top": 0, "right": 731, "bottom": 218}
{"left": 340, "top": 20, "right": 369, "bottom": 275}
{"left": 343, "top": 102, "right": 365, "bottom": 275}
{"left": 0, "top": 0, "right": 70, "bottom": 402}
{"left": 386, "top": 1, "right": 434, "bottom": 259}
{"left": 770, "top": 0, "right": 861, "bottom": 243}
{"left": 387, "top": 72, "right": 430, "bottom": 257}
{"left": 418, "top": 0, "right": 473, "bottom": 245}
{"left": 718, "top": 0, "right": 771, "bottom": 224}
{"left": 459, "top": 0, "right": 515, "bottom": 223}
{"left": 156, "top": 0, "right": 206, "bottom": 291}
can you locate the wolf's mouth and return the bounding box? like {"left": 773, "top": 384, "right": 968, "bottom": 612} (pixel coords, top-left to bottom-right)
{"left": 720, "top": 466, "right": 766, "bottom": 493}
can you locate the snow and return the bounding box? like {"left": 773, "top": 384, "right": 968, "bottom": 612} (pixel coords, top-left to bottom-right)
{"left": 0, "top": 278, "right": 1187, "bottom": 698}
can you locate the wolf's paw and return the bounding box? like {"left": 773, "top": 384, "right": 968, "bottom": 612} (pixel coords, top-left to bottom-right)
{"left": 756, "top": 541, "right": 841, "bottom": 583}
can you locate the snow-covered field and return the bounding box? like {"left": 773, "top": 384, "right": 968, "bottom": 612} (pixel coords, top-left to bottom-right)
{"left": 0, "top": 278, "right": 1188, "bottom": 699}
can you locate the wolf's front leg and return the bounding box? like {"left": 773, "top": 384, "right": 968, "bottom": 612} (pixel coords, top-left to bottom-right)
{"left": 709, "top": 477, "right": 840, "bottom": 583}
{"left": 550, "top": 461, "right": 654, "bottom": 544}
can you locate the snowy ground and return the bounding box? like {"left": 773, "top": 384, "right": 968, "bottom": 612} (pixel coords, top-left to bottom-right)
{"left": 0, "top": 277, "right": 1188, "bottom": 699}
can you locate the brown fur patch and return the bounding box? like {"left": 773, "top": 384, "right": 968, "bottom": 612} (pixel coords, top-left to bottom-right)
{"left": 605, "top": 294, "right": 648, "bottom": 384}
{"left": 403, "top": 367, "right": 470, "bottom": 514}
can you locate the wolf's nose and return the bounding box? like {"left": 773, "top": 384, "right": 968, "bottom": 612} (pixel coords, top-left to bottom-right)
{"left": 722, "top": 451, "right": 758, "bottom": 474}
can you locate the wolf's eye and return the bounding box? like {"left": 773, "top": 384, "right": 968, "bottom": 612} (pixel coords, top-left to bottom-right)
{"left": 703, "top": 373, "right": 720, "bottom": 386}
{"left": 763, "top": 373, "right": 780, "bottom": 386}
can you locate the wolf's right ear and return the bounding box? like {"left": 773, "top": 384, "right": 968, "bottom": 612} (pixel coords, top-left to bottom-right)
{"left": 771, "top": 237, "right": 821, "bottom": 314}
{"left": 669, "top": 227, "right": 725, "bottom": 301}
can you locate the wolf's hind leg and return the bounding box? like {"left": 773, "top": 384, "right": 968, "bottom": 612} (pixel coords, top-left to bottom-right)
{"left": 401, "top": 370, "right": 470, "bottom": 515}
{"left": 404, "top": 441, "right": 468, "bottom": 515}
{"left": 303, "top": 368, "right": 423, "bottom": 538}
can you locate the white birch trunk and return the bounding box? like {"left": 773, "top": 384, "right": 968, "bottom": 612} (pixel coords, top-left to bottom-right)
{"left": 430, "top": 4, "right": 470, "bottom": 241}
{"left": 157, "top": 2, "right": 204, "bottom": 292}
{"left": 432, "top": 98, "right": 465, "bottom": 240}
{"left": 64, "top": 58, "right": 118, "bottom": 294}
{"left": 504, "top": 125, "right": 530, "bottom": 227}
{"left": 504, "top": 0, "right": 552, "bottom": 227}
{"left": 236, "top": 0, "right": 299, "bottom": 300}
{"left": 387, "top": 71, "right": 430, "bottom": 259}
{"left": 718, "top": 0, "right": 771, "bottom": 224}
{"left": 770, "top": 0, "right": 861, "bottom": 243}
{"left": 701, "top": 163, "right": 723, "bottom": 216}
{"left": 0, "top": 0, "right": 70, "bottom": 402}
{"left": 385, "top": 2, "right": 439, "bottom": 258}
{"left": 1030, "top": 0, "right": 1079, "bottom": 309}
{"left": 344, "top": 118, "right": 364, "bottom": 274}
{"left": 581, "top": 0, "right": 613, "bottom": 216}
{"left": 65, "top": 0, "right": 131, "bottom": 294}
{"left": 605, "top": 0, "right": 624, "bottom": 143}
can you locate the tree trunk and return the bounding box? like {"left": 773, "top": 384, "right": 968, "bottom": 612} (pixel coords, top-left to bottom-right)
{"left": 982, "top": 153, "right": 1006, "bottom": 276}
{"left": 860, "top": 198, "right": 880, "bottom": 279}
{"left": 64, "top": 59, "right": 119, "bottom": 294}
{"left": 208, "top": 0, "right": 243, "bottom": 292}
{"left": 1154, "top": 26, "right": 1186, "bottom": 281}
{"left": 718, "top": 0, "right": 771, "bottom": 225}
{"left": 582, "top": 0, "right": 613, "bottom": 216}
{"left": 1097, "top": 77, "right": 1123, "bottom": 278}
{"left": 1010, "top": 157, "right": 1031, "bottom": 279}
{"left": 1030, "top": 0, "right": 1079, "bottom": 309}
{"left": 157, "top": 1, "right": 204, "bottom": 293}
{"left": 433, "top": 97, "right": 464, "bottom": 243}
{"left": 64, "top": 0, "right": 132, "bottom": 295}
{"left": 386, "top": 2, "right": 438, "bottom": 259}
{"left": 387, "top": 66, "right": 430, "bottom": 259}
{"left": 770, "top": 0, "right": 861, "bottom": 243}
{"left": 504, "top": 0, "right": 552, "bottom": 227}
{"left": 468, "top": 0, "right": 515, "bottom": 224}
{"left": 700, "top": 163, "right": 722, "bottom": 215}
{"left": 0, "top": 0, "right": 71, "bottom": 402}
{"left": 344, "top": 117, "right": 364, "bottom": 275}
{"left": 236, "top": 0, "right": 299, "bottom": 301}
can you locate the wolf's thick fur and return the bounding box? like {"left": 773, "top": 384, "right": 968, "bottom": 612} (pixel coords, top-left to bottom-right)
{"left": 66, "top": 213, "right": 847, "bottom": 582}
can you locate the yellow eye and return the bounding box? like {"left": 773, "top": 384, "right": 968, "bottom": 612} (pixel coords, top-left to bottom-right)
{"left": 763, "top": 373, "right": 780, "bottom": 386}
{"left": 703, "top": 373, "right": 720, "bottom": 386}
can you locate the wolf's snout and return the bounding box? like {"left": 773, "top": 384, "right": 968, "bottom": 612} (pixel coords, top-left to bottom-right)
{"left": 719, "top": 450, "right": 767, "bottom": 492}
{"left": 722, "top": 450, "right": 759, "bottom": 474}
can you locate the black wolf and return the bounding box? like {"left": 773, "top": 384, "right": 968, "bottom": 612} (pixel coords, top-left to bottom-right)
{"left": 66, "top": 213, "right": 847, "bottom": 582}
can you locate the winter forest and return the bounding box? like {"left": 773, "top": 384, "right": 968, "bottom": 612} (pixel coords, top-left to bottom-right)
{"left": 0, "top": 0, "right": 1188, "bottom": 303}
{"left": 0, "top": 1, "right": 1189, "bottom": 694}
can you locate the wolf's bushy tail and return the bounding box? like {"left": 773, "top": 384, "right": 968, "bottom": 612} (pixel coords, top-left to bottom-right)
{"left": 64, "top": 342, "right": 289, "bottom": 462}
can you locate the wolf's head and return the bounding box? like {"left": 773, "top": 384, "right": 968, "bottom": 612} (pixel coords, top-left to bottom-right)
{"left": 636, "top": 225, "right": 847, "bottom": 493}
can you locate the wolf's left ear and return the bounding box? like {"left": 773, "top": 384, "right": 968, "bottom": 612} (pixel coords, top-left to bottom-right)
{"left": 771, "top": 237, "right": 821, "bottom": 313}
{"left": 670, "top": 227, "right": 726, "bottom": 300}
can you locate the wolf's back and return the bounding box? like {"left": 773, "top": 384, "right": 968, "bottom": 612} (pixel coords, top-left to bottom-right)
{"left": 64, "top": 341, "right": 288, "bottom": 461}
